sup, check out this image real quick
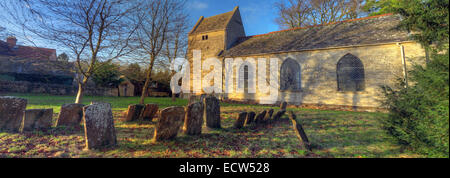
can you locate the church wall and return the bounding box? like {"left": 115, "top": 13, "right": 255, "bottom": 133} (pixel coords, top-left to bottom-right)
{"left": 225, "top": 42, "right": 426, "bottom": 108}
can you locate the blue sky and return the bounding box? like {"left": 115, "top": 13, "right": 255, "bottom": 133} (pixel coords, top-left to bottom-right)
{"left": 0, "top": 0, "right": 284, "bottom": 54}
{"left": 186, "top": 0, "right": 282, "bottom": 36}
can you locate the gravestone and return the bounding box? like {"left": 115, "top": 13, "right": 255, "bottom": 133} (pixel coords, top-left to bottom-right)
{"left": 244, "top": 111, "right": 256, "bottom": 126}
{"left": 200, "top": 94, "right": 207, "bottom": 103}
{"left": 288, "top": 111, "right": 312, "bottom": 151}
{"left": 125, "top": 104, "right": 145, "bottom": 122}
{"left": 183, "top": 102, "right": 204, "bottom": 135}
{"left": 0, "top": 96, "right": 27, "bottom": 132}
{"left": 280, "top": 101, "right": 287, "bottom": 110}
{"left": 272, "top": 110, "right": 286, "bottom": 122}
{"left": 263, "top": 109, "right": 274, "bottom": 124}
{"left": 153, "top": 106, "right": 185, "bottom": 141}
{"left": 20, "top": 109, "right": 53, "bottom": 132}
{"left": 140, "top": 104, "right": 158, "bottom": 121}
{"left": 203, "top": 96, "right": 221, "bottom": 129}
{"left": 254, "top": 110, "right": 267, "bottom": 126}
{"left": 83, "top": 103, "right": 117, "bottom": 150}
{"left": 233, "top": 112, "right": 247, "bottom": 129}
{"left": 55, "top": 103, "right": 84, "bottom": 128}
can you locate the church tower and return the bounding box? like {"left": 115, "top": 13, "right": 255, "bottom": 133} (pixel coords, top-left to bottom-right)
{"left": 186, "top": 6, "right": 246, "bottom": 96}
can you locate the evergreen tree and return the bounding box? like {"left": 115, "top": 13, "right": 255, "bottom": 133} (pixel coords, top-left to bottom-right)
{"left": 92, "top": 62, "right": 123, "bottom": 88}
{"left": 372, "top": 0, "right": 450, "bottom": 157}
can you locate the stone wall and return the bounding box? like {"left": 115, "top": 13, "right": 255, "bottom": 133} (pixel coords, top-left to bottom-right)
{"left": 0, "top": 80, "right": 118, "bottom": 96}
{"left": 186, "top": 42, "right": 426, "bottom": 109}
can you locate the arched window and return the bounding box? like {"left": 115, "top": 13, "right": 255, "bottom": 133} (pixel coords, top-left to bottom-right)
{"left": 238, "top": 65, "right": 249, "bottom": 93}
{"left": 280, "top": 58, "right": 301, "bottom": 91}
{"left": 244, "top": 65, "right": 248, "bottom": 91}
{"left": 337, "top": 54, "right": 365, "bottom": 91}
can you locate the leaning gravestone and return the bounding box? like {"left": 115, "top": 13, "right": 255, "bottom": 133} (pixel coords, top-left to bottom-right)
{"left": 183, "top": 102, "right": 204, "bottom": 135}
{"left": 55, "top": 103, "right": 84, "bottom": 128}
{"left": 153, "top": 106, "right": 185, "bottom": 141}
{"left": 244, "top": 111, "right": 256, "bottom": 126}
{"left": 288, "top": 111, "right": 312, "bottom": 151}
{"left": 280, "top": 101, "right": 287, "bottom": 110}
{"left": 203, "top": 96, "right": 221, "bottom": 129}
{"left": 200, "top": 94, "right": 207, "bottom": 103}
{"left": 125, "top": 104, "right": 145, "bottom": 122}
{"left": 20, "top": 109, "right": 53, "bottom": 132}
{"left": 0, "top": 96, "right": 27, "bottom": 132}
{"left": 83, "top": 103, "right": 117, "bottom": 150}
{"left": 272, "top": 110, "right": 286, "bottom": 122}
{"left": 263, "top": 109, "right": 274, "bottom": 124}
{"left": 254, "top": 110, "right": 267, "bottom": 126}
{"left": 233, "top": 112, "right": 247, "bottom": 129}
{"left": 140, "top": 104, "right": 158, "bottom": 121}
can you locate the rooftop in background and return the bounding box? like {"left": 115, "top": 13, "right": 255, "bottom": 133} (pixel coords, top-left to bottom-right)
{"left": 0, "top": 36, "right": 57, "bottom": 61}
{"left": 224, "top": 14, "right": 412, "bottom": 57}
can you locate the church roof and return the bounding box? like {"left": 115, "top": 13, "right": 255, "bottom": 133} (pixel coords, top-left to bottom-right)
{"left": 189, "top": 7, "right": 238, "bottom": 34}
{"left": 224, "top": 14, "right": 412, "bottom": 57}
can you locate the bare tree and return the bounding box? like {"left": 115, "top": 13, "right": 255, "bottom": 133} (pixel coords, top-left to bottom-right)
{"left": 275, "top": 0, "right": 365, "bottom": 29}
{"left": 0, "top": 0, "right": 138, "bottom": 103}
{"left": 132, "top": 0, "right": 186, "bottom": 104}
{"left": 0, "top": 26, "right": 6, "bottom": 39}
{"left": 275, "top": 0, "right": 313, "bottom": 29}
{"left": 163, "top": 13, "right": 189, "bottom": 102}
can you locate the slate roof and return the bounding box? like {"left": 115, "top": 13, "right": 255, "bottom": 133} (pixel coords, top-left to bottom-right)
{"left": 189, "top": 9, "right": 235, "bottom": 34}
{"left": 224, "top": 14, "right": 412, "bottom": 57}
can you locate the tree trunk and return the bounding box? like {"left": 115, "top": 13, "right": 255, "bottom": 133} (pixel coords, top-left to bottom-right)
{"left": 171, "top": 92, "right": 176, "bottom": 102}
{"left": 75, "top": 83, "right": 84, "bottom": 104}
{"left": 140, "top": 72, "right": 151, "bottom": 104}
{"left": 171, "top": 71, "right": 176, "bottom": 102}
{"left": 139, "top": 56, "right": 156, "bottom": 104}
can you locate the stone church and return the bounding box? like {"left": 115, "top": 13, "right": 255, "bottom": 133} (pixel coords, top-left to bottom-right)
{"left": 186, "top": 6, "right": 426, "bottom": 110}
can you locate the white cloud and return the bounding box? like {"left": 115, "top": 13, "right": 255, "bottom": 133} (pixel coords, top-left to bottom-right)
{"left": 188, "top": 1, "right": 208, "bottom": 10}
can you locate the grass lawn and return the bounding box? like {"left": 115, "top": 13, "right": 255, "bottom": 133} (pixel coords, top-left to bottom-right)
{"left": 0, "top": 93, "right": 422, "bottom": 158}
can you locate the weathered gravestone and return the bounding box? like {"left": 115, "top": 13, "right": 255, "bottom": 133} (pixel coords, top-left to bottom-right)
{"left": 288, "top": 111, "right": 312, "bottom": 151}
{"left": 125, "top": 104, "right": 145, "bottom": 122}
{"left": 20, "top": 109, "right": 53, "bottom": 132}
{"left": 203, "top": 96, "right": 221, "bottom": 129}
{"left": 272, "top": 110, "right": 286, "bottom": 122}
{"left": 200, "top": 94, "right": 207, "bottom": 103}
{"left": 0, "top": 96, "right": 27, "bottom": 132}
{"left": 83, "top": 103, "right": 117, "bottom": 150}
{"left": 233, "top": 112, "right": 247, "bottom": 129}
{"left": 244, "top": 111, "right": 256, "bottom": 126}
{"left": 183, "top": 102, "right": 204, "bottom": 135}
{"left": 264, "top": 109, "right": 274, "bottom": 123}
{"left": 254, "top": 110, "right": 267, "bottom": 126}
{"left": 153, "top": 106, "right": 185, "bottom": 141}
{"left": 55, "top": 103, "right": 84, "bottom": 128}
{"left": 140, "top": 104, "right": 158, "bottom": 121}
{"left": 280, "top": 101, "right": 287, "bottom": 110}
